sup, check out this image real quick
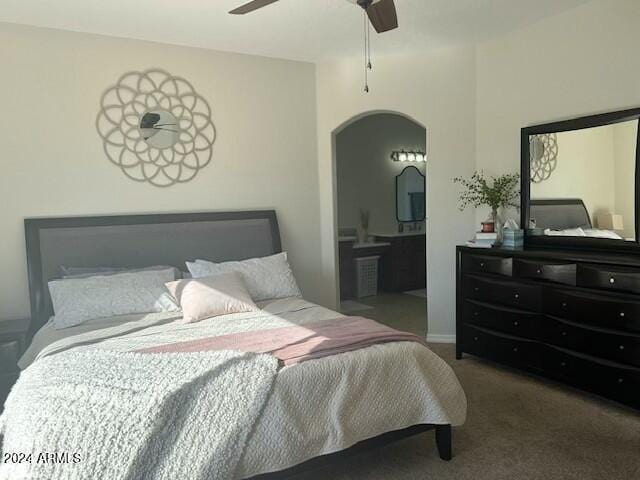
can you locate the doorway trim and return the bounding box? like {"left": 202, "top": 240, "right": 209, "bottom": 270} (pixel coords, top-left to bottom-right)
{"left": 331, "top": 110, "right": 429, "bottom": 332}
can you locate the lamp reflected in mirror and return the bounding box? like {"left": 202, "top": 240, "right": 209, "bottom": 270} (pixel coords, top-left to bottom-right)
{"left": 597, "top": 213, "right": 624, "bottom": 231}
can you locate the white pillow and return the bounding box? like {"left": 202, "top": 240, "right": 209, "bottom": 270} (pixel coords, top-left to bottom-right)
{"left": 49, "top": 268, "right": 179, "bottom": 329}
{"left": 186, "top": 252, "right": 301, "bottom": 302}
{"left": 165, "top": 272, "right": 259, "bottom": 324}
{"left": 544, "top": 227, "right": 586, "bottom": 237}
{"left": 582, "top": 228, "right": 624, "bottom": 240}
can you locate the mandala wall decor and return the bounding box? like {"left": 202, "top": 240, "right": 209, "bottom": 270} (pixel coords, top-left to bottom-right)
{"left": 529, "top": 133, "right": 558, "bottom": 183}
{"left": 96, "top": 69, "right": 216, "bottom": 187}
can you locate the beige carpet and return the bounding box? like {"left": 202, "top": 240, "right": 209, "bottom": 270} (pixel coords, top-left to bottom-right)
{"left": 288, "top": 344, "right": 640, "bottom": 480}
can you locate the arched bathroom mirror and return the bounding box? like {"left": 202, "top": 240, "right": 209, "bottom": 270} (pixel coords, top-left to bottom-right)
{"left": 396, "top": 165, "right": 426, "bottom": 222}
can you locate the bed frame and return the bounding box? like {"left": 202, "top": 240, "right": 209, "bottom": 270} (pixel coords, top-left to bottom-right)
{"left": 23, "top": 209, "right": 453, "bottom": 476}
{"left": 529, "top": 198, "right": 592, "bottom": 230}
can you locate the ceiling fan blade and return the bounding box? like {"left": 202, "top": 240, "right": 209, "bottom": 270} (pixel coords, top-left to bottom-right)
{"left": 229, "top": 0, "right": 280, "bottom": 15}
{"left": 366, "top": 0, "right": 398, "bottom": 33}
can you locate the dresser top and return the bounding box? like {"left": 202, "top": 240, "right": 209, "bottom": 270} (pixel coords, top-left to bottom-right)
{"left": 457, "top": 245, "right": 640, "bottom": 267}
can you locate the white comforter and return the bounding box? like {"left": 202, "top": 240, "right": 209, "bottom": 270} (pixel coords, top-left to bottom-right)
{"left": 2, "top": 350, "right": 278, "bottom": 480}
{"left": 18, "top": 297, "right": 467, "bottom": 478}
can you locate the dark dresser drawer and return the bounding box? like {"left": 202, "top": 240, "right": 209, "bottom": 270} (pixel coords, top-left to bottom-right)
{"left": 577, "top": 264, "right": 640, "bottom": 295}
{"left": 513, "top": 259, "right": 576, "bottom": 285}
{"left": 542, "top": 346, "right": 640, "bottom": 408}
{"left": 545, "top": 289, "right": 640, "bottom": 333}
{"left": 542, "top": 316, "right": 640, "bottom": 367}
{"left": 464, "top": 300, "right": 541, "bottom": 338}
{"left": 462, "top": 254, "right": 512, "bottom": 276}
{"left": 462, "top": 324, "right": 541, "bottom": 370}
{"left": 463, "top": 274, "right": 541, "bottom": 311}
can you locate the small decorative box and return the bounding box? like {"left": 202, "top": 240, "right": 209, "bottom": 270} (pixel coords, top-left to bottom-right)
{"left": 502, "top": 229, "right": 524, "bottom": 248}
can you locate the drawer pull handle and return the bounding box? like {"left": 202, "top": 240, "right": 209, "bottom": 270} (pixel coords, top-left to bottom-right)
{"left": 536, "top": 269, "right": 542, "bottom": 274}
{"left": 473, "top": 337, "right": 479, "bottom": 341}
{"left": 561, "top": 331, "right": 567, "bottom": 337}
{"left": 618, "top": 378, "right": 624, "bottom": 384}
{"left": 474, "top": 311, "right": 479, "bottom": 316}
{"left": 480, "top": 262, "right": 485, "bottom": 268}
{"left": 619, "top": 345, "right": 625, "bottom": 350}
{"left": 610, "top": 277, "right": 616, "bottom": 284}
{"left": 620, "top": 312, "right": 626, "bottom": 318}
{"left": 514, "top": 293, "right": 519, "bottom": 299}
{"left": 513, "top": 321, "right": 519, "bottom": 326}
{"left": 560, "top": 362, "right": 566, "bottom": 367}
{"left": 561, "top": 302, "right": 567, "bottom": 308}
{"left": 474, "top": 287, "right": 479, "bottom": 292}
{"left": 513, "top": 347, "right": 518, "bottom": 353}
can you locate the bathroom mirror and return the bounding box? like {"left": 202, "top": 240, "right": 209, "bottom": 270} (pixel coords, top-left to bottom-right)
{"left": 396, "top": 166, "right": 425, "bottom": 222}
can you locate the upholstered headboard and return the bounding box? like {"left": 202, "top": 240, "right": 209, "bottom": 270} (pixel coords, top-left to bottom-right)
{"left": 24, "top": 210, "right": 281, "bottom": 337}
{"left": 529, "top": 199, "right": 592, "bottom": 230}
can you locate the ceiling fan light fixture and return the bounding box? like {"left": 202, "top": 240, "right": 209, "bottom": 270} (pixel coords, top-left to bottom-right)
{"left": 229, "top": 0, "right": 398, "bottom": 93}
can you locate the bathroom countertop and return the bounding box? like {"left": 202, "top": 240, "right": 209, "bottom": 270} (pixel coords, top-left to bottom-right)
{"left": 371, "top": 231, "right": 426, "bottom": 238}
{"left": 352, "top": 241, "right": 391, "bottom": 249}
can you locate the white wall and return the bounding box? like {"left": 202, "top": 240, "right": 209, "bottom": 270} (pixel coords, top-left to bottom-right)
{"left": 612, "top": 121, "right": 638, "bottom": 239}
{"left": 0, "top": 23, "right": 321, "bottom": 320}
{"left": 316, "top": 48, "right": 477, "bottom": 341}
{"left": 476, "top": 0, "right": 640, "bottom": 227}
{"left": 336, "top": 113, "right": 426, "bottom": 235}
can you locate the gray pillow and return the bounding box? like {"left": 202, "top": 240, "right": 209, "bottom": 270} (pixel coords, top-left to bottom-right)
{"left": 186, "top": 252, "right": 301, "bottom": 302}
{"left": 49, "top": 268, "right": 179, "bottom": 329}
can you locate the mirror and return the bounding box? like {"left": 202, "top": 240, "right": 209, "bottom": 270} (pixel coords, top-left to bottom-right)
{"left": 396, "top": 166, "right": 425, "bottom": 222}
{"left": 527, "top": 118, "right": 638, "bottom": 242}
{"left": 138, "top": 110, "right": 180, "bottom": 149}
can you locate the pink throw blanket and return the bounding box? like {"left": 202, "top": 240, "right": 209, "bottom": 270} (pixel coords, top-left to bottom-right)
{"left": 138, "top": 316, "right": 427, "bottom": 366}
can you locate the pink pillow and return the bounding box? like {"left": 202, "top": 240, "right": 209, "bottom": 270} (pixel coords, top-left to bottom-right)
{"left": 165, "top": 272, "right": 258, "bottom": 324}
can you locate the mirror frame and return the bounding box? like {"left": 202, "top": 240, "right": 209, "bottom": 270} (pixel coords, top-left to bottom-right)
{"left": 521, "top": 107, "right": 640, "bottom": 252}
{"left": 395, "top": 165, "right": 426, "bottom": 223}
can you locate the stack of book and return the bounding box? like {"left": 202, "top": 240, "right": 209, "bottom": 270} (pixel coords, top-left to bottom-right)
{"left": 466, "top": 232, "right": 498, "bottom": 248}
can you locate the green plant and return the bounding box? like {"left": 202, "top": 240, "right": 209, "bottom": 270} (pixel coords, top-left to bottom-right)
{"left": 453, "top": 171, "right": 520, "bottom": 218}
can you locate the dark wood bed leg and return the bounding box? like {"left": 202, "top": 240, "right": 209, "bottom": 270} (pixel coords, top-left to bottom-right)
{"left": 435, "top": 425, "right": 452, "bottom": 461}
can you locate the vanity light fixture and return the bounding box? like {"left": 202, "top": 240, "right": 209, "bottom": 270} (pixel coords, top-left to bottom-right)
{"left": 391, "top": 150, "right": 426, "bottom": 163}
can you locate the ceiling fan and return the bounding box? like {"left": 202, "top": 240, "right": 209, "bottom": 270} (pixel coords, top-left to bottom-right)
{"left": 229, "top": 0, "right": 398, "bottom": 34}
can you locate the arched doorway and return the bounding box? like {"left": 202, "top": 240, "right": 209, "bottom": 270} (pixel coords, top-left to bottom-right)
{"left": 333, "top": 111, "right": 428, "bottom": 336}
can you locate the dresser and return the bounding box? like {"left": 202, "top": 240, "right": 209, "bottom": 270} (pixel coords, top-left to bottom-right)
{"left": 456, "top": 246, "right": 640, "bottom": 409}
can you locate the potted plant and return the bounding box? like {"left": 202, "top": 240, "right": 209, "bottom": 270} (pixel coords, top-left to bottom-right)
{"left": 453, "top": 171, "right": 520, "bottom": 239}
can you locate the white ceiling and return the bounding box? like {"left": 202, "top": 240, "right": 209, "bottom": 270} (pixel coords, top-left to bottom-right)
{"left": 0, "top": 0, "right": 591, "bottom": 62}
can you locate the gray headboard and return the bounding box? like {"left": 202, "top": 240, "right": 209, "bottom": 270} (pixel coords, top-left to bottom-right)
{"left": 24, "top": 210, "right": 281, "bottom": 337}
{"left": 530, "top": 199, "right": 592, "bottom": 230}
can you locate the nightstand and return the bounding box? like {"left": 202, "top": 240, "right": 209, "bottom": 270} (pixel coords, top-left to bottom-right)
{"left": 0, "top": 318, "right": 29, "bottom": 409}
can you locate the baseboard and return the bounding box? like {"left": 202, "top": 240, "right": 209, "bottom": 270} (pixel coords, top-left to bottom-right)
{"left": 426, "top": 334, "right": 456, "bottom": 344}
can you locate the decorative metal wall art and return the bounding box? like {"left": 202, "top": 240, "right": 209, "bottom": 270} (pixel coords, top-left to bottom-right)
{"left": 96, "top": 69, "right": 216, "bottom": 187}
{"left": 529, "top": 133, "right": 558, "bottom": 183}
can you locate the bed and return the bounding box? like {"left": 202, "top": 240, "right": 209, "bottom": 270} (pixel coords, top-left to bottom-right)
{"left": 3, "top": 210, "right": 466, "bottom": 479}
{"left": 531, "top": 199, "right": 623, "bottom": 239}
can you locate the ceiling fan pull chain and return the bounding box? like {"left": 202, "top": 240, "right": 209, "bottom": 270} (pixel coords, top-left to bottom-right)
{"left": 367, "top": 16, "right": 372, "bottom": 71}
{"left": 363, "top": 10, "right": 369, "bottom": 93}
